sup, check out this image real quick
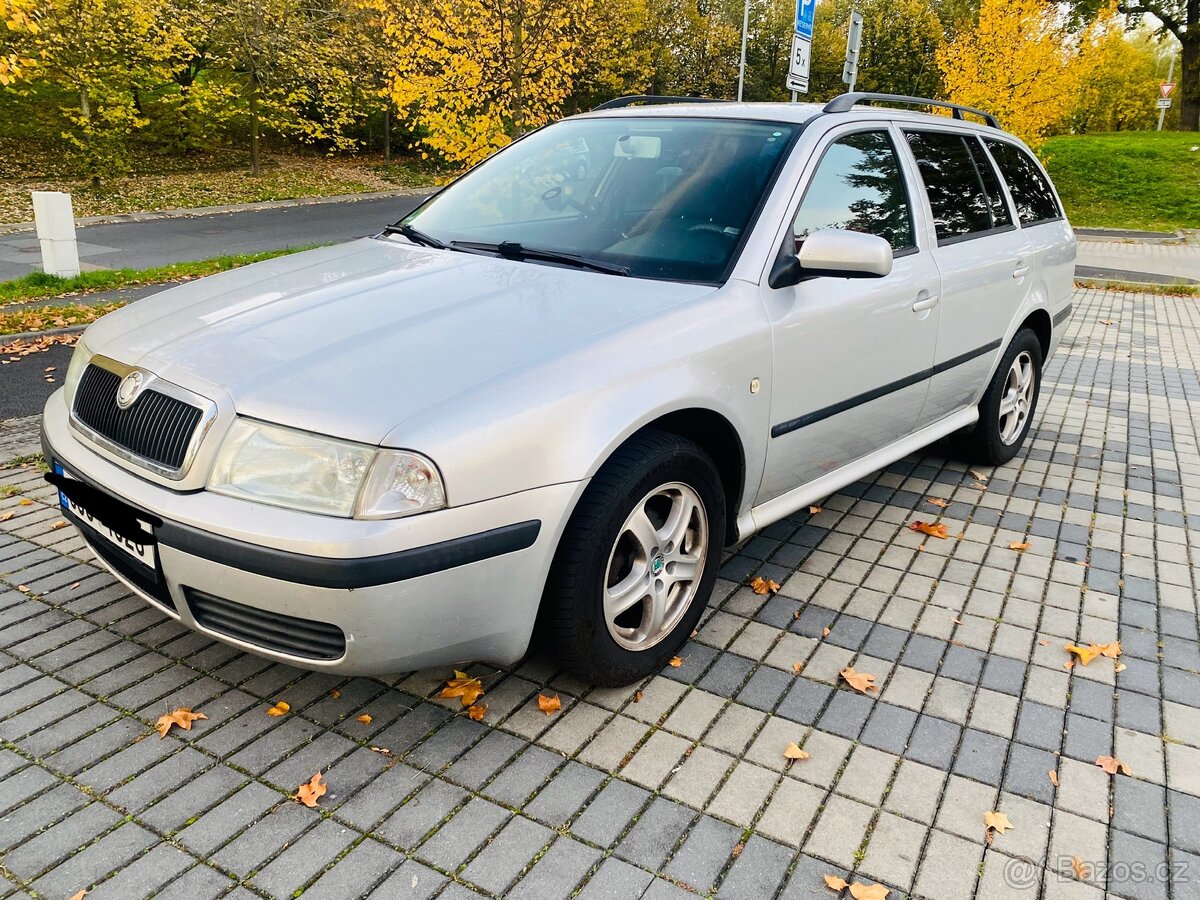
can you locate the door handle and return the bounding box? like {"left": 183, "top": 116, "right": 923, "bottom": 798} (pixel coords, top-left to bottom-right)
{"left": 912, "top": 294, "right": 939, "bottom": 312}
{"left": 1012, "top": 263, "right": 1030, "bottom": 279}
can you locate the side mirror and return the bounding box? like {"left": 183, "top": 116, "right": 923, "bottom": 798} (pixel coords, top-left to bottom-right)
{"left": 769, "top": 228, "right": 894, "bottom": 288}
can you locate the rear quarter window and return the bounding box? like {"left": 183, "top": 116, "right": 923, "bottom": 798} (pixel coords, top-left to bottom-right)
{"left": 905, "top": 130, "right": 1011, "bottom": 244}
{"left": 983, "top": 139, "right": 1061, "bottom": 225}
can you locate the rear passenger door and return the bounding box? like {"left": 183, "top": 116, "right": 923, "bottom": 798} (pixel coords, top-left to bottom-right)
{"left": 902, "top": 129, "right": 1031, "bottom": 423}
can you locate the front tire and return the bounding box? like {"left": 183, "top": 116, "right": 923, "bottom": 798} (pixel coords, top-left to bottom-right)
{"left": 954, "top": 328, "right": 1043, "bottom": 465}
{"left": 541, "top": 430, "right": 725, "bottom": 686}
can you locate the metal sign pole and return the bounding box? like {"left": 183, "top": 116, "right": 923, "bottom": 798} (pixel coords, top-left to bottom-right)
{"left": 1157, "top": 55, "right": 1175, "bottom": 132}
{"left": 737, "top": 0, "right": 751, "bottom": 101}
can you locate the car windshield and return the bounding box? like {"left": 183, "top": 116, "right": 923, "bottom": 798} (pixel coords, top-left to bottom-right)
{"left": 398, "top": 116, "right": 799, "bottom": 283}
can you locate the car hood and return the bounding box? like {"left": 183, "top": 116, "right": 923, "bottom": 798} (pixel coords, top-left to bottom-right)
{"left": 85, "top": 238, "right": 715, "bottom": 445}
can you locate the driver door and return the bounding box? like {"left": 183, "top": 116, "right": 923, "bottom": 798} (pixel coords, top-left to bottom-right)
{"left": 756, "top": 125, "right": 942, "bottom": 503}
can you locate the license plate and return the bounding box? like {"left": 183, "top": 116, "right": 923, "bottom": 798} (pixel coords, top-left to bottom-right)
{"left": 54, "top": 464, "right": 157, "bottom": 569}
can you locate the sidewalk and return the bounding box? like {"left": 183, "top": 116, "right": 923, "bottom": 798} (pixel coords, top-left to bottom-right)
{"left": 1074, "top": 230, "right": 1200, "bottom": 285}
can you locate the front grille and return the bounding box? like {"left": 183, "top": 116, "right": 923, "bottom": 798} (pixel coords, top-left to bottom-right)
{"left": 77, "top": 522, "right": 175, "bottom": 611}
{"left": 185, "top": 589, "right": 346, "bottom": 661}
{"left": 74, "top": 365, "right": 203, "bottom": 472}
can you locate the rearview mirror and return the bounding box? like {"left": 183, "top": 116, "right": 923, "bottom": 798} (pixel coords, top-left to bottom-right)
{"left": 769, "top": 228, "right": 893, "bottom": 288}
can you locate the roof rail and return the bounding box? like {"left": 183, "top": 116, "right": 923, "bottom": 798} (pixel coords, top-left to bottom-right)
{"left": 822, "top": 92, "right": 999, "bottom": 129}
{"left": 593, "top": 95, "right": 724, "bottom": 111}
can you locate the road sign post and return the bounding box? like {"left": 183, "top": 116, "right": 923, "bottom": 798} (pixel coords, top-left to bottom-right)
{"left": 1157, "top": 57, "right": 1175, "bottom": 131}
{"left": 842, "top": 11, "right": 864, "bottom": 92}
{"left": 788, "top": 0, "right": 814, "bottom": 96}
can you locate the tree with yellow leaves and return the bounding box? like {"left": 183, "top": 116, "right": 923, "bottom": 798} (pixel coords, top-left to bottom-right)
{"left": 1069, "top": 6, "right": 1161, "bottom": 132}
{"left": 376, "top": 0, "right": 597, "bottom": 166}
{"left": 0, "top": 0, "right": 39, "bottom": 86}
{"left": 937, "top": 0, "right": 1077, "bottom": 147}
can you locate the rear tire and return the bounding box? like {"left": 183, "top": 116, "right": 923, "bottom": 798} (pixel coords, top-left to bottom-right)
{"left": 541, "top": 430, "right": 725, "bottom": 686}
{"left": 952, "top": 328, "right": 1042, "bottom": 466}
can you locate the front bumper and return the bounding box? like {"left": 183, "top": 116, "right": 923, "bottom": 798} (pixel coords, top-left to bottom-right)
{"left": 42, "top": 390, "right": 582, "bottom": 674}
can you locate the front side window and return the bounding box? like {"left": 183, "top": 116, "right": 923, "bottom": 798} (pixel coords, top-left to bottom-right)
{"left": 791, "top": 130, "right": 915, "bottom": 252}
{"left": 984, "top": 139, "right": 1061, "bottom": 225}
{"left": 400, "top": 117, "right": 798, "bottom": 283}
{"left": 905, "top": 130, "right": 1011, "bottom": 243}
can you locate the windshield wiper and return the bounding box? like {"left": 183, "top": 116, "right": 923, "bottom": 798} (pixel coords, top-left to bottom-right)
{"left": 450, "top": 240, "right": 630, "bottom": 277}
{"left": 382, "top": 223, "right": 448, "bottom": 250}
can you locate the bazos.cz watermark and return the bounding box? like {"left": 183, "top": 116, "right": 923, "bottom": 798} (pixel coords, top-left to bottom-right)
{"left": 1003, "top": 856, "right": 1190, "bottom": 890}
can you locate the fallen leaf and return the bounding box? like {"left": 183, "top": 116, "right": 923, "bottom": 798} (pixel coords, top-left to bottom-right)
{"left": 330, "top": 688, "right": 341, "bottom": 699}
{"left": 849, "top": 884, "right": 889, "bottom": 900}
{"left": 68, "top": 892, "right": 87, "bottom": 900}
{"left": 266, "top": 700, "right": 290, "bottom": 717}
{"left": 633, "top": 690, "right": 644, "bottom": 703}
{"left": 952, "top": 616, "right": 964, "bottom": 625}
{"left": 731, "top": 841, "right": 744, "bottom": 857}
{"left": 969, "top": 470, "right": 989, "bottom": 482}
{"left": 293, "top": 772, "right": 326, "bottom": 807}
{"left": 1063, "top": 661, "right": 1074, "bottom": 671}
{"left": 1039, "top": 640, "right": 1051, "bottom": 646}
{"left": 668, "top": 656, "right": 684, "bottom": 668}
{"left": 0, "top": 512, "right": 12, "bottom": 521}
{"left": 824, "top": 874, "right": 850, "bottom": 892}
{"left": 749, "top": 576, "right": 781, "bottom": 595}
{"left": 972, "top": 481, "right": 988, "bottom": 490}
{"left": 809, "top": 505, "right": 823, "bottom": 515}
{"left": 467, "top": 703, "right": 487, "bottom": 721}
{"left": 1095, "top": 755, "right": 1131, "bottom": 776}
{"left": 840, "top": 667, "right": 878, "bottom": 694}
{"left": 439, "top": 670, "right": 485, "bottom": 707}
{"left": 784, "top": 741, "right": 810, "bottom": 760}
{"left": 1073, "top": 856, "right": 1092, "bottom": 879}
{"left": 1114, "top": 662, "right": 1127, "bottom": 673}
{"left": 155, "top": 707, "right": 207, "bottom": 738}
{"left": 909, "top": 521, "right": 949, "bottom": 539}
{"left": 45, "top": 366, "right": 56, "bottom": 372}
{"left": 18, "top": 498, "right": 32, "bottom": 505}
{"left": 356, "top": 714, "right": 373, "bottom": 725}
{"left": 1065, "top": 644, "right": 1102, "bottom": 666}
{"left": 537, "top": 694, "right": 562, "bottom": 715}
{"left": 926, "top": 497, "right": 949, "bottom": 508}
{"left": 51, "top": 520, "right": 67, "bottom": 529}
{"left": 1048, "top": 770, "right": 1059, "bottom": 787}
{"left": 792, "top": 661, "right": 803, "bottom": 675}
{"left": 1009, "top": 541, "right": 1030, "bottom": 551}
{"left": 984, "top": 810, "right": 1013, "bottom": 834}
{"left": 822, "top": 627, "right": 831, "bottom": 638}
{"left": 370, "top": 746, "right": 394, "bottom": 756}
{"left": 917, "top": 543, "right": 926, "bottom": 552}
{"left": 1101, "top": 319, "right": 1114, "bottom": 325}
{"left": 16, "top": 585, "right": 29, "bottom": 593}
{"left": 1098, "top": 641, "right": 1122, "bottom": 659}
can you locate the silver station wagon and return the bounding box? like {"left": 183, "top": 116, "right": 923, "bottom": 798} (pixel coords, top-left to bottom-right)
{"left": 42, "top": 93, "right": 1076, "bottom": 685}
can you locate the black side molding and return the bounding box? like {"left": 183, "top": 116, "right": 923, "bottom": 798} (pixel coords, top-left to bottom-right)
{"left": 157, "top": 518, "right": 542, "bottom": 589}
{"left": 1052, "top": 304, "right": 1072, "bottom": 327}
{"left": 772, "top": 340, "right": 1002, "bottom": 438}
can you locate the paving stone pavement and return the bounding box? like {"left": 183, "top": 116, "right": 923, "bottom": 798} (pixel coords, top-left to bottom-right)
{"left": 1, "top": 286, "right": 1198, "bottom": 900}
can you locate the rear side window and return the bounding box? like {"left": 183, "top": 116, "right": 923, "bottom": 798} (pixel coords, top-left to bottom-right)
{"left": 984, "top": 139, "right": 1061, "bottom": 225}
{"left": 905, "top": 131, "right": 1011, "bottom": 243}
{"left": 792, "top": 130, "right": 915, "bottom": 252}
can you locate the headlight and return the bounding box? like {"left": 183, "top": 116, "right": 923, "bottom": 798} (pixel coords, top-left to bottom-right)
{"left": 63, "top": 338, "right": 94, "bottom": 410}
{"left": 208, "top": 418, "right": 445, "bottom": 519}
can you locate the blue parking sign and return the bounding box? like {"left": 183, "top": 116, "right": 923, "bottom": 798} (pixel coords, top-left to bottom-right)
{"left": 795, "top": 0, "right": 815, "bottom": 40}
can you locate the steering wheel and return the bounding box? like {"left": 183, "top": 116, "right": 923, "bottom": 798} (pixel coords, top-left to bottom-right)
{"left": 542, "top": 186, "right": 587, "bottom": 214}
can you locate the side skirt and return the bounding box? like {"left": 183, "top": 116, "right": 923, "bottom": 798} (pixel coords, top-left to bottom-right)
{"left": 736, "top": 405, "right": 979, "bottom": 539}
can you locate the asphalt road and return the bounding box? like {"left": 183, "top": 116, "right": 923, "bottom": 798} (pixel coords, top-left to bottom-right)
{"left": 0, "top": 343, "right": 76, "bottom": 419}
{"left": 0, "top": 193, "right": 428, "bottom": 282}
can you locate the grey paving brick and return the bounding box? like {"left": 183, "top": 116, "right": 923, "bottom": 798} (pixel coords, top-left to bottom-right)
{"left": 31, "top": 821, "right": 157, "bottom": 899}
{"left": 3, "top": 801, "right": 121, "bottom": 880}
{"left": 860, "top": 810, "right": 926, "bottom": 890}
{"left": 776, "top": 677, "right": 833, "bottom": 724}
{"left": 1108, "top": 830, "right": 1169, "bottom": 900}
{"left": 817, "top": 688, "right": 873, "bottom": 738}
{"left": 85, "top": 842, "right": 194, "bottom": 900}
{"left": 572, "top": 779, "right": 650, "bottom": 847}
{"left": 575, "top": 857, "right": 653, "bottom": 900}
{"left": 803, "top": 794, "right": 873, "bottom": 868}
{"left": 176, "top": 783, "right": 285, "bottom": 857}
{"left": 211, "top": 801, "right": 317, "bottom": 876}
{"left": 616, "top": 796, "right": 694, "bottom": 871}
{"left": 662, "top": 814, "right": 739, "bottom": 892}
{"left": 1016, "top": 700, "right": 1067, "bottom": 751}
{"left": 301, "top": 839, "right": 403, "bottom": 900}
{"left": 907, "top": 715, "right": 962, "bottom": 768}
{"left": 461, "top": 815, "right": 554, "bottom": 894}
{"left": 914, "top": 829, "right": 982, "bottom": 900}
{"left": 508, "top": 836, "right": 601, "bottom": 900}
{"left": 251, "top": 819, "right": 356, "bottom": 897}
{"left": 483, "top": 745, "right": 562, "bottom": 807}
{"left": 367, "top": 859, "right": 446, "bottom": 899}
{"left": 1004, "top": 742, "right": 1059, "bottom": 804}
{"left": 0, "top": 782, "right": 89, "bottom": 854}
{"left": 859, "top": 700, "right": 917, "bottom": 753}
{"left": 716, "top": 834, "right": 792, "bottom": 899}
{"left": 1168, "top": 790, "right": 1200, "bottom": 853}
{"left": 377, "top": 778, "right": 467, "bottom": 849}
{"left": 150, "top": 863, "right": 236, "bottom": 900}
{"left": 953, "top": 727, "right": 1009, "bottom": 785}
{"left": 415, "top": 796, "right": 508, "bottom": 870}
{"left": 526, "top": 761, "right": 605, "bottom": 827}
